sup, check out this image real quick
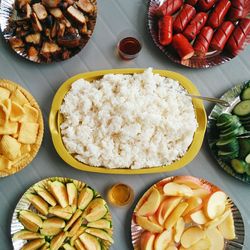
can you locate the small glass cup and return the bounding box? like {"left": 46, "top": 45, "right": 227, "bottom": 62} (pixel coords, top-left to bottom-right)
{"left": 117, "top": 30, "right": 142, "bottom": 60}
{"left": 107, "top": 183, "right": 134, "bottom": 207}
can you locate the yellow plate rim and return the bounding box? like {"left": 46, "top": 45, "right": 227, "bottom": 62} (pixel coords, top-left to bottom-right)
{"left": 49, "top": 68, "right": 207, "bottom": 174}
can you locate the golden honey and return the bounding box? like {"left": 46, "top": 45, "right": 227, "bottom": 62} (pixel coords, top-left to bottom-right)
{"left": 108, "top": 183, "right": 134, "bottom": 206}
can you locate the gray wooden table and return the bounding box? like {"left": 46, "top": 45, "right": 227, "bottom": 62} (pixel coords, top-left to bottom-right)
{"left": 0, "top": 0, "right": 250, "bottom": 249}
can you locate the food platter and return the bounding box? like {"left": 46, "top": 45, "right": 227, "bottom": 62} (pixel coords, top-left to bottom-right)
{"left": 148, "top": 0, "right": 250, "bottom": 68}
{"left": 207, "top": 81, "right": 250, "bottom": 184}
{"left": 11, "top": 177, "right": 113, "bottom": 250}
{"left": 0, "top": 79, "right": 44, "bottom": 178}
{"left": 0, "top": 0, "right": 97, "bottom": 63}
{"left": 49, "top": 68, "right": 207, "bottom": 174}
{"left": 131, "top": 176, "right": 245, "bottom": 250}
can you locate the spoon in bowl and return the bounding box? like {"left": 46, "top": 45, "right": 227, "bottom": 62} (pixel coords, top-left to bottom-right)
{"left": 186, "top": 94, "right": 230, "bottom": 107}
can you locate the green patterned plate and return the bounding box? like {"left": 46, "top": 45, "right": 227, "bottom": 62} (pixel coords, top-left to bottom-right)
{"left": 207, "top": 81, "right": 250, "bottom": 184}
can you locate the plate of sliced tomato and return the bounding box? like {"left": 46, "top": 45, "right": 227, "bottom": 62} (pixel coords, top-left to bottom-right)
{"left": 148, "top": 0, "right": 250, "bottom": 68}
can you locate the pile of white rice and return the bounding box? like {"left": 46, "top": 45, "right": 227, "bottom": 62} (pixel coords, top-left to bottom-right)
{"left": 60, "top": 68, "right": 197, "bottom": 169}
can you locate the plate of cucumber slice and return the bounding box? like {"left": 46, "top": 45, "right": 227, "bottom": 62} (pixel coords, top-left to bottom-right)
{"left": 207, "top": 80, "right": 250, "bottom": 183}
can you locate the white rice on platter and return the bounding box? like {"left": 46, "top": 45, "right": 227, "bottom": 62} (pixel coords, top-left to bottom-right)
{"left": 60, "top": 68, "right": 198, "bottom": 169}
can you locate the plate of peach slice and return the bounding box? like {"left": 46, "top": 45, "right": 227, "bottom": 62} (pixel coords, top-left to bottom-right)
{"left": 11, "top": 177, "right": 113, "bottom": 250}
{"left": 131, "top": 176, "right": 244, "bottom": 250}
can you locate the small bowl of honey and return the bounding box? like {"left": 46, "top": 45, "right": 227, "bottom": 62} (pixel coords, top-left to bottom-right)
{"left": 107, "top": 183, "right": 134, "bottom": 207}
{"left": 116, "top": 29, "right": 142, "bottom": 60}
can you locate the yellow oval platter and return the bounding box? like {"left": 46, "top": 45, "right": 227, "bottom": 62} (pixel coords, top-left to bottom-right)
{"left": 49, "top": 68, "right": 207, "bottom": 174}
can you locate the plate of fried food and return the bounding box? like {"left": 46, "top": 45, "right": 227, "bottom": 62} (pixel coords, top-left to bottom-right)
{"left": 49, "top": 68, "right": 207, "bottom": 174}
{"left": 11, "top": 177, "right": 113, "bottom": 250}
{"left": 0, "top": 0, "right": 97, "bottom": 63}
{"left": 131, "top": 175, "right": 245, "bottom": 250}
{"left": 148, "top": 0, "right": 250, "bottom": 68}
{"left": 0, "top": 79, "right": 43, "bottom": 177}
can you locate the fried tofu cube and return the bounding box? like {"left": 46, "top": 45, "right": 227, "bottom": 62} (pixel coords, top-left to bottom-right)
{"left": 11, "top": 89, "right": 29, "bottom": 106}
{"left": 0, "top": 155, "right": 11, "bottom": 170}
{"left": 22, "top": 104, "right": 39, "bottom": 122}
{"left": 0, "top": 122, "right": 18, "bottom": 135}
{"left": 0, "top": 87, "right": 11, "bottom": 101}
{"left": 10, "top": 101, "right": 25, "bottom": 122}
{"left": 0, "top": 135, "right": 21, "bottom": 160}
{"left": 18, "top": 122, "right": 39, "bottom": 144}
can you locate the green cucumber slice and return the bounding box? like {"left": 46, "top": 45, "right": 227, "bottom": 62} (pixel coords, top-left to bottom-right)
{"left": 216, "top": 137, "right": 237, "bottom": 146}
{"left": 217, "top": 117, "right": 239, "bottom": 128}
{"left": 245, "top": 165, "right": 250, "bottom": 176}
{"left": 233, "top": 100, "right": 250, "bottom": 116}
{"left": 218, "top": 151, "right": 239, "bottom": 160}
{"left": 217, "top": 113, "right": 233, "bottom": 124}
{"left": 219, "top": 128, "right": 240, "bottom": 139}
{"left": 240, "top": 80, "right": 250, "bottom": 100}
{"left": 239, "top": 138, "right": 250, "bottom": 159}
{"left": 219, "top": 122, "right": 242, "bottom": 134}
{"left": 217, "top": 113, "right": 240, "bottom": 124}
{"left": 241, "top": 88, "right": 250, "bottom": 101}
{"left": 216, "top": 138, "right": 239, "bottom": 152}
{"left": 231, "top": 159, "right": 247, "bottom": 174}
{"left": 217, "top": 119, "right": 241, "bottom": 130}
{"left": 245, "top": 153, "right": 250, "bottom": 164}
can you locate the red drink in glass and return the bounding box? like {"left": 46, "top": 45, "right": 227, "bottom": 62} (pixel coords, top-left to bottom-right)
{"left": 117, "top": 37, "right": 142, "bottom": 60}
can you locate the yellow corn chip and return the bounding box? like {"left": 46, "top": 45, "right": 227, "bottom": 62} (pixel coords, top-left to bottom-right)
{"left": 0, "top": 103, "right": 7, "bottom": 126}
{"left": 0, "top": 87, "right": 10, "bottom": 101}
{"left": 20, "top": 144, "right": 31, "bottom": 154}
{"left": 0, "top": 121, "right": 18, "bottom": 135}
{"left": 10, "top": 89, "right": 29, "bottom": 106}
{"left": 22, "top": 104, "right": 39, "bottom": 123}
{"left": 0, "top": 135, "right": 21, "bottom": 160}
{"left": 18, "top": 122, "right": 39, "bottom": 144}
{"left": 0, "top": 155, "right": 11, "bottom": 170}
{"left": 10, "top": 101, "right": 25, "bottom": 122}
